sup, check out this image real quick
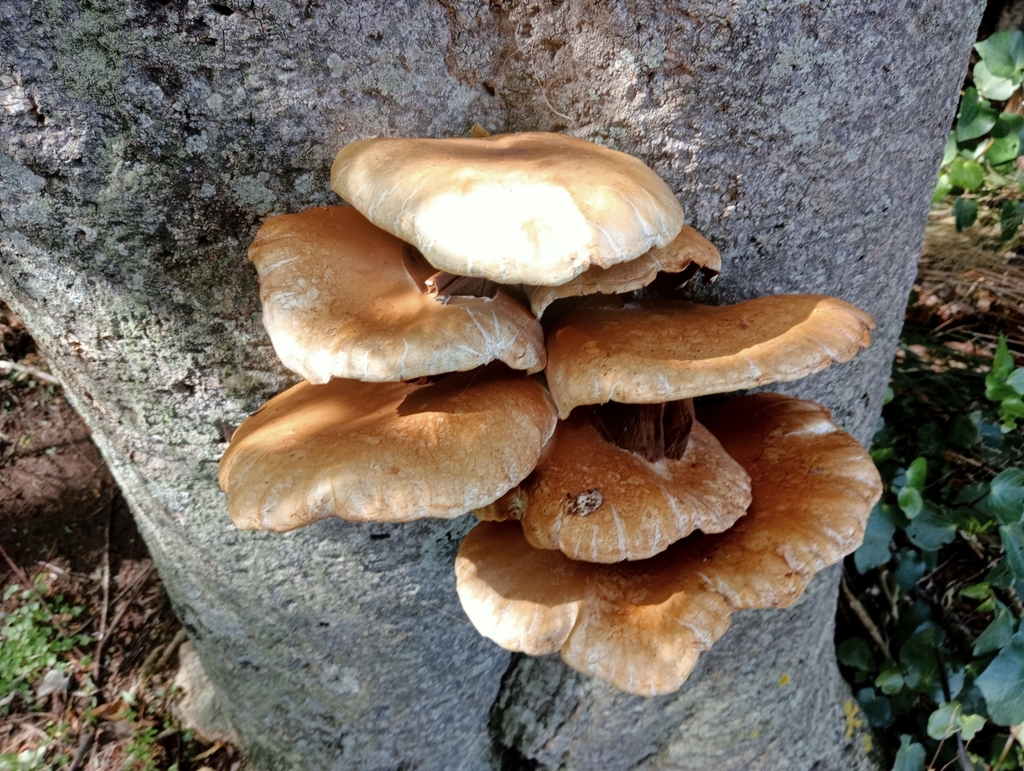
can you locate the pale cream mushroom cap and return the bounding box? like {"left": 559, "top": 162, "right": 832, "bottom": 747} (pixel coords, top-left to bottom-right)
{"left": 524, "top": 225, "right": 721, "bottom": 317}
{"left": 455, "top": 393, "right": 881, "bottom": 695}
{"left": 249, "top": 206, "right": 545, "bottom": 383}
{"left": 218, "top": 367, "right": 557, "bottom": 532}
{"left": 330, "top": 133, "right": 685, "bottom": 286}
{"left": 545, "top": 294, "right": 875, "bottom": 417}
{"left": 479, "top": 411, "right": 751, "bottom": 563}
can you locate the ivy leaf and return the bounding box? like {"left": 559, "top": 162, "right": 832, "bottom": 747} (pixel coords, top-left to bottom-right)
{"left": 958, "top": 712, "right": 986, "bottom": 741}
{"left": 987, "top": 468, "right": 1024, "bottom": 524}
{"left": 1001, "top": 200, "right": 1024, "bottom": 242}
{"left": 952, "top": 195, "right": 979, "bottom": 231}
{"left": 933, "top": 174, "right": 954, "bottom": 203}
{"left": 975, "top": 59, "right": 1022, "bottom": 101}
{"left": 906, "top": 508, "right": 957, "bottom": 551}
{"left": 992, "top": 111, "right": 1024, "bottom": 138}
{"left": 905, "top": 457, "right": 927, "bottom": 491}
{"left": 1007, "top": 368, "right": 1024, "bottom": 393}
{"left": 856, "top": 687, "right": 894, "bottom": 728}
{"left": 898, "top": 487, "right": 924, "bottom": 519}
{"left": 837, "top": 637, "right": 875, "bottom": 672}
{"left": 994, "top": 334, "right": 1015, "bottom": 380}
{"left": 976, "top": 629, "right": 1024, "bottom": 725}
{"left": 876, "top": 661, "right": 905, "bottom": 695}
{"left": 892, "top": 735, "right": 926, "bottom": 771}
{"left": 975, "top": 30, "right": 1024, "bottom": 79}
{"left": 854, "top": 503, "right": 896, "bottom": 573}
{"left": 894, "top": 548, "right": 927, "bottom": 592}
{"left": 1001, "top": 522, "right": 1024, "bottom": 578}
{"left": 957, "top": 481, "right": 990, "bottom": 506}
{"left": 974, "top": 602, "right": 1018, "bottom": 656}
{"left": 926, "top": 701, "right": 961, "bottom": 740}
{"left": 957, "top": 89, "right": 999, "bottom": 142}
{"left": 949, "top": 160, "right": 985, "bottom": 192}
{"left": 902, "top": 625, "right": 944, "bottom": 701}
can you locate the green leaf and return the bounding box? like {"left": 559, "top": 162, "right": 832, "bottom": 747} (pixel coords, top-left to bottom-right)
{"left": 961, "top": 582, "right": 993, "bottom": 600}
{"left": 992, "top": 111, "right": 1024, "bottom": 138}
{"left": 974, "top": 603, "right": 1018, "bottom": 656}
{"left": 994, "top": 334, "right": 1015, "bottom": 380}
{"left": 987, "top": 376, "right": 1020, "bottom": 403}
{"left": 905, "top": 457, "right": 927, "bottom": 491}
{"left": 932, "top": 174, "right": 954, "bottom": 203}
{"left": 976, "top": 629, "right": 1024, "bottom": 725}
{"left": 854, "top": 503, "right": 896, "bottom": 573}
{"left": 898, "top": 487, "right": 924, "bottom": 519}
{"left": 957, "top": 89, "right": 1000, "bottom": 142}
{"left": 837, "top": 637, "right": 875, "bottom": 672}
{"left": 949, "top": 160, "right": 985, "bottom": 193}
{"left": 894, "top": 548, "right": 927, "bottom": 592}
{"left": 1001, "top": 200, "right": 1024, "bottom": 241}
{"left": 1007, "top": 367, "right": 1024, "bottom": 393}
{"left": 856, "top": 687, "right": 894, "bottom": 728}
{"left": 952, "top": 195, "right": 980, "bottom": 232}
{"left": 943, "top": 131, "right": 959, "bottom": 164}
{"left": 990, "top": 133, "right": 1023, "bottom": 166}
{"left": 1001, "top": 522, "right": 1024, "bottom": 578}
{"left": 906, "top": 508, "right": 957, "bottom": 551}
{"left": 975, "top": 30, "right": 1024, "bottom": 79}
{"left": 958, "top": 711, "right": 986, "bottom": 741}
{"left": 892, "top": 734, "right": 926, "bottom": 771}
{"left": 902, "top": 625, "right": 945, "bottom": 701}
{"left": 927, "top": 701, "right": 961, "bottom": 740}
{"left": 957, "top": 481, "right": 990, "bottom": 506}
{"left": 988, "top": 468, "right": 1024, "bottom": 524}
{"left": 975, "top": 59, "right": 1021, "bottom": 101}
{"left": 876, "top": 661, "right": 905, "bottom": 695}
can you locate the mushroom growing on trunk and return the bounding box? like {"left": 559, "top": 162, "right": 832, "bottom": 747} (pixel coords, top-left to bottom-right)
{"left": 330, "top": 132, "right": 686, "bottom": 286}
{"left": 456, "top": 394, "right": 883, "bottom": 695}
{"left": 249, "top": 206, "right": 545, "bottom": 383}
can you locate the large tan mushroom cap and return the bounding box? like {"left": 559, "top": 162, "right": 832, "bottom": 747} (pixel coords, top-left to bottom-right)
{"left": 330, "top": 133, "right": 685, "bottom": 286}
{"left": 249, "top": 206, "right": 545, "bottom": 384}
{"left": 524, "top": 225, "right": 721, "bottom": 317}
{"left": 455, "top": 393, "right": 881, "bottom": 695}
{"left": 218, "top": 367, "right": 557, "bottom": 532}
{"left": 480, "top": 411, "right": 751, "bottom": 563}
{"left": 696, "top": 393, "right": 883, "bottom": 607}
{"left": 545, "top": 294, "right": 875, "bottom": 417}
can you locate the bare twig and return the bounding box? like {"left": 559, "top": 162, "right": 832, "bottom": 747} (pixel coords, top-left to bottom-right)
{"left": 94, "top": 564, "right": 154, "bottom": 687}
{"left": 67, "top": 727, "right": 95, "bottom": 771}
{"left": 155, "top": 628, "right": 187, "bottom": 673}
{"left": 137, "top": 628, "right": 187, "bottom": 687}
{"left": 840, "top": 578, "right": 892, "bottom": 660}
{"left": 955, "top": 732, "right": 973, "bottom": 771}
{"left": 93, "top": 502, "right": 112, "bottom": 685}
{"left": 0, "top": 359, "right": 60, "bottom": 385}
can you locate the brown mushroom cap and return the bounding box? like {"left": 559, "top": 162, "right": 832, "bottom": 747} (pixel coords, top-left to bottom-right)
{"left": 479, "top": 410, "right": 751, "bottom": 563}
{"left": 330, "top": 133, "right": 685, "bottom": 286}
{"left": 524, "top": 225, "right": 721, "bottom": 317}
{"left": 249, "top": 206, "right": 545, "bottom": 384}
{"left": 455, "top": 393, "right": 882, "bottom": 695}
{"left": 545, "top": 294, "right": 875, "bottom": 417}
{"left": 218, "top": 367, "right": 557, "bottom": 532}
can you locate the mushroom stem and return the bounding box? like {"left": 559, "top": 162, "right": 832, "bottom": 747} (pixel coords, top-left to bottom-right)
{"left": 590, "top": 399, "right": 694, "bottom": 462}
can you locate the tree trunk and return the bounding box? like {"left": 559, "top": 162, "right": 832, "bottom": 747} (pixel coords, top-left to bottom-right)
{"left": 0, "top": 1, "right": 982, "bottom": 768}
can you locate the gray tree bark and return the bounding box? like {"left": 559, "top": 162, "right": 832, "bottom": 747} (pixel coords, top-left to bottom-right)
{"left": 0, "top": 1, "right": 982, "bottom": 768}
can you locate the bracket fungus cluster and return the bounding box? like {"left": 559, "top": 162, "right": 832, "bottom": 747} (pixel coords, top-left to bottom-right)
{"left": 218, "top": 131, "right": 883, "bottom": 695}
